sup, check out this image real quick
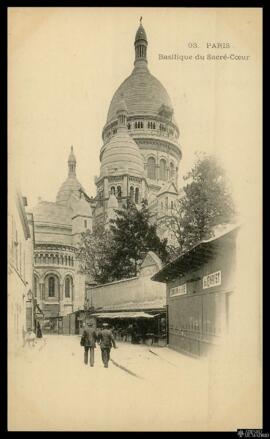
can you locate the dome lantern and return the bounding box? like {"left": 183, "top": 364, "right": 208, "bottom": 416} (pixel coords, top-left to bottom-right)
{"left": 68, "top": 146, "right": 76, "bottom": 177}
{"left": 134, "top": 17, "right": 148, "bottom": 67}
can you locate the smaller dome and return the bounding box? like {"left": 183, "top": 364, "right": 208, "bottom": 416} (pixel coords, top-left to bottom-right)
{"left": 108, "top": 193, "right": 118, "bottom": 209}
{"left": 135, "top": 23, "right": 147, "bottom": 43}
{"left": 100, "top": 130, "right": 144, "bottom": 178}
{"left": 56, "top": 176, "right": 85, "bottom": 205}
{"left": 72, "top": 197, "right": 92, "bottom": 218}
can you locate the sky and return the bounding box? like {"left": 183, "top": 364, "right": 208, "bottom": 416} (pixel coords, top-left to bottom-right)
{"left": 8, "top": 7, "right": 262, "bottom": 219}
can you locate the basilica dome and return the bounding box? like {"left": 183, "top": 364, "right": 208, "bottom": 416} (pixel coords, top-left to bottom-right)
{"left": 107, "top": 69, "right": 174, "bottom": 124}
{"left": 106, "top": 23, "right": 175, "bottom": 125}
{"left": 100, "top": 128, "right": 144, "bottom": 178}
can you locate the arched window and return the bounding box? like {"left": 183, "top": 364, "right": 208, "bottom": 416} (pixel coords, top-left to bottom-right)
{"left": 127, "top": 123, "right": 131, "bottom": 130}
{"left": 171, "top": 201, "right": 174, "bottom": 210}
{"left": 135, "top": 188, "right": 139, "bottom": 204}
{"left": 64, "top": 256, "right": 67, "bottom": 265}
{"left": 117, "top": 186, "right": 122, "bottom": 198}
{"left": 130, "top": 186, "right": 134, "bottom": 200}
{"left": 111, "top": 186, "right": 115, "bottom": 195}
{"left": 65, "top": 277, "right": 72, "bottom": 298}
{"left": 160, "top": 159, "right": 167, "bottom": 181}
{"left": 148, "top": 121, "right": 150, "bottom": 129}
{"left": 48, "top": 276, "right": 55, "bottom": 297}
{"left": 147, "top": 157, "right": 156, "bottom": 179}
{"left": 135, "top": 122, "right": 138, "bottom": 129}
{"left": 153, "top": 122, "right": 156, "bottom": 129}
{"left": 170, "top": 162, "right": 174, "bottom": 178}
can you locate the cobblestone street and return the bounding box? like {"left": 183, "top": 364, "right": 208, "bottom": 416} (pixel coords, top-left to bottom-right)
{"left": 9, "top": 335, "right": 210, "bottom": 431}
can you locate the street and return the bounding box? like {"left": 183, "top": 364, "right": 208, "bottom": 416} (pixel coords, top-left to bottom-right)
{"left": 8, "top": 335, "right": 210, "bottom": 431}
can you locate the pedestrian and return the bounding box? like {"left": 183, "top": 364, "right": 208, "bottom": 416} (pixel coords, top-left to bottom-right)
{"left": 36, "top": 321, "right": 43, "bottom": 338}
{"left": 80, "top": 321, "right": 97, "bottom": 367}
{"left": 24, "top": 328, "right": 36, "bottom": 348}
{"left": 98, "top": 322, "right": 117, "bottom": 368}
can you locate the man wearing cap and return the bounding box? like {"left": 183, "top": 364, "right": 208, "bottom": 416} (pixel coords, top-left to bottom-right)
{"left": 98, "top": 323, "right": 117, "bottom": 368}
{"left": 80, "top": 321, "right": 97, "bottom": 367}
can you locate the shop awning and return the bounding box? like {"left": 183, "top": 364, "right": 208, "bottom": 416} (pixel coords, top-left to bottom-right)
{"left": 91, "top": 312, "right": 159, "bottom": 319}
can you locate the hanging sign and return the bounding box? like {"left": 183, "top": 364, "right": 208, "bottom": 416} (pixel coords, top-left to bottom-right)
{"left": 203, "top": 270, "right": 221, "bottom": 289}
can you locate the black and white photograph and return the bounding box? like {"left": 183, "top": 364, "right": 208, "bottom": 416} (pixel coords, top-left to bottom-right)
{"left": 7, "top": 7, "right": 262, "bottom": 432}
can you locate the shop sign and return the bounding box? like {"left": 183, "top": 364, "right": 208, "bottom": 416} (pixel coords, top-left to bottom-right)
{"left": 203, "top": 270, "right": 221, "bottom": 289}
{"left": 170, "top": 283, "right": 187, "bottom": 297}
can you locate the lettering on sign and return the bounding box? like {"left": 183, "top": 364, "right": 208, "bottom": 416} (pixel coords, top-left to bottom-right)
{"left": 170, "top": 283, "right": 187, "bottom": 297}
{"left": 203, "top": 271, "right": 221, "bottom": 289}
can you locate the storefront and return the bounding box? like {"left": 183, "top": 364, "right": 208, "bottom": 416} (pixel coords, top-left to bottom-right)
{"left": 91, "top": 310, "right": 167, "bottom": 346}
{"left": 152, "top": 225, "right": 239, "bottom": 357}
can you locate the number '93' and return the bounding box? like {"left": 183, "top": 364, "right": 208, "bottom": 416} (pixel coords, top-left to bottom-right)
{"left": 188, "top": 42, "right": 198, "bottom": 48}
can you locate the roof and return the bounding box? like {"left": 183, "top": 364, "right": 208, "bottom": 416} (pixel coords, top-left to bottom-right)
{"left": 135, "top": 23, "right": 147, "bottom": 42}
{"left": 157, "top": 181, "right": 178, "bottom": 197}
{"left": 32, "top": 201, "right": 72, "bottom": 226}
{"left": 152, "top": 224, "right": 240, "bottom": 283}
{"left": 106, "top": 67, "right": 175, "bottom": 125}
{"left": 91, "top": 311, "right": 158, "bottom": 319}
{"left": 72, "top": 197, "right": 92, "bottom": 218}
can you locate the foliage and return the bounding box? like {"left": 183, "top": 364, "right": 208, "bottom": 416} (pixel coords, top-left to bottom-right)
{"left": 76, "top": 222, "right": 114, "bottom": 285}
{"left": 108, "top": 199, "right": 168, "bottom": 280}
{"left": 77, "top": 199, "right": 168, "bottom": 284}
{"left": 166, "top": 153, "right": 235, "bottom": 256}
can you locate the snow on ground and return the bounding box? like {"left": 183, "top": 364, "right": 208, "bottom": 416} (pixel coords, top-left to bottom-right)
{"left": 8, "top": 335, "right": 211, "bottom": 431}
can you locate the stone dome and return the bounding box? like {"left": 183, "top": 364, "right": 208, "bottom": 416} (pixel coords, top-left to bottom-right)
{"left": 56, "top": 176, "right": 85, "bottom": 206}
{"left": 72, "top": 197, "right": 92, "bottom": 218}
{"left": 106, "top": 67, "right": 175, "bottom": 124}
{"left": 100, "top": 129, "right": 144, "bottom": 178}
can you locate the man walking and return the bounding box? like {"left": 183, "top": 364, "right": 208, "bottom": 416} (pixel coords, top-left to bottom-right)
{"left": 98, "top": 322, "right": 117, "bottom": 368}
{"left": 80, "top": 321, "right": 97, "bottom": 367}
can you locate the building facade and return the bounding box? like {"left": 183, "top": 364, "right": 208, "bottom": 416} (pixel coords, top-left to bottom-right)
{"left": 27, "top": 21, "right": 183, "bottom": 327}
{"left": 152, "top": 225, "right": 239, "bottom": 357}
{"left": 31, "top": 147, "right": 93, "bottom": 330}
{"left": 92, "top": 21, "right": 182, "bottom": 241}
{"left": 8, "top": 188, "right": 34, "bottom": 351}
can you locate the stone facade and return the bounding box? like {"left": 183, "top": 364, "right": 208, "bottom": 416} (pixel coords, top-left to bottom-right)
{"left": 31, "top": 147, "right": 93, "bottom": 322}
{"left": 8, "top": 187, "right": 34, "bottom": 351}
{"left": 92, "top": 22, "right": 182, "bottom": 243}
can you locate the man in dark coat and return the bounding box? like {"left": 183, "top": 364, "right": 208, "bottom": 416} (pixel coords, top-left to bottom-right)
{"left": 80, "top": 321, "right": 97, "bottom": 367}
{"left": 98, "top": 322, "right": 117, "bottom": 368}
